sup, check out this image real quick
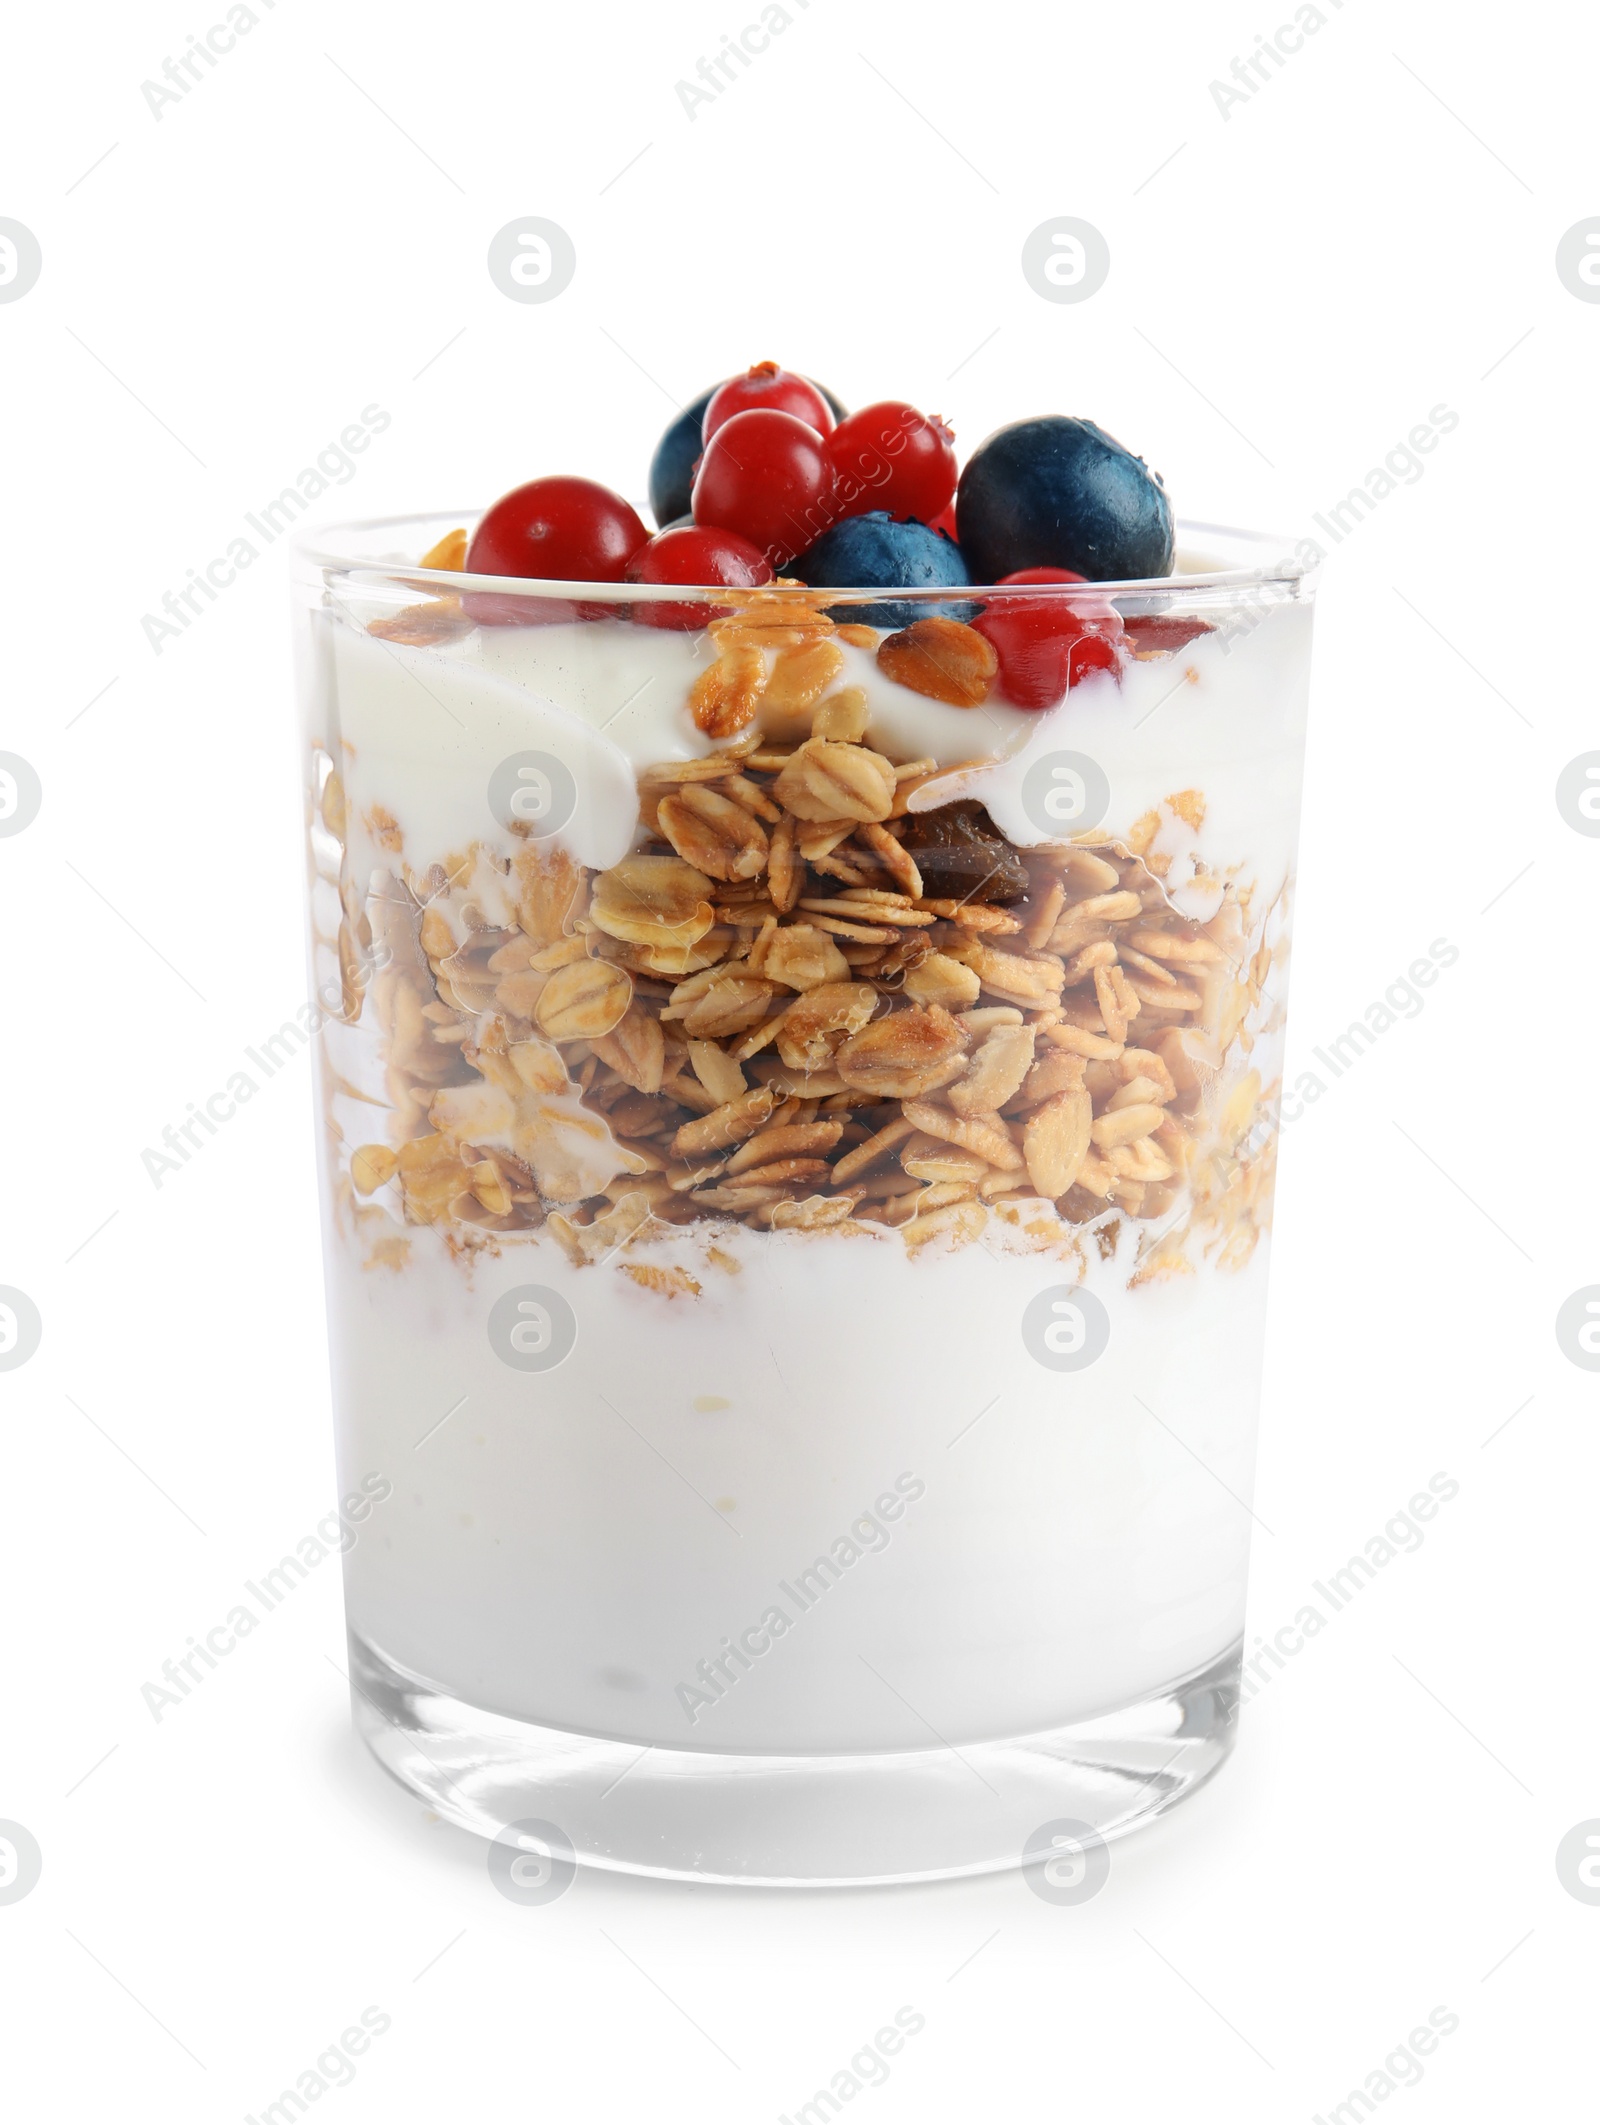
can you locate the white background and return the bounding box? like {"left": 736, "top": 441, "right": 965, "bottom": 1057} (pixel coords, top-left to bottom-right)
{"left": 2, "top": 0, "right": 1595, "bottom": 2116}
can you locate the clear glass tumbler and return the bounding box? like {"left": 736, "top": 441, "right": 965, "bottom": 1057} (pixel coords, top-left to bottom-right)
{"left": 293, "top": 515, "right": 1316, "bottom": 1885}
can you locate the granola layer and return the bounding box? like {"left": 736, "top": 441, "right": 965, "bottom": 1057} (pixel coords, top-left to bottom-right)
{"left": 311, "top": 597, "right": 1285, "bottom": 1280}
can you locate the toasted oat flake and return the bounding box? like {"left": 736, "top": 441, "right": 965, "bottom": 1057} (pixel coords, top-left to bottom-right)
{"left": 657, "top": 785, "right": 769, "bottom": 882}
{"left": 774, "top": 738, "right": 898, "bottom": 824}
{"left": 535, "top": 959, "right": 633, "bottom": 1042}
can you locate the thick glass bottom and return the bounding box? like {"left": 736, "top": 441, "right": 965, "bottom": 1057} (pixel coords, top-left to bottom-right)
{"left": 347, "top": 1629, "right": 1241, "bottom": 1887}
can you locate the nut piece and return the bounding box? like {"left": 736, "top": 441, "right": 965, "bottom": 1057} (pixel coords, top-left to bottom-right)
{"left": 761, "top": 923, "right": 851, "bottom": 991}
{"left": 773, "top": 738, "right": 898, "bottom": 823}
{"left": 775, "top": 981, "right": 876, "bottom": 1071}
{"left": 590, "top": 854, "right": 716, "bottom": 947}
{"left": 535, "top": 959, "right": 633, "bottom": 1042}
{"left": 902, "top": 951, "right": 982, "bottom": 1010}
{"left": 948, "top": 1022, "right": 1036, "bottom": 1117}
{"left": 1023, "top": 1088, "right": 1092, "bottom": 1198}
{"left": 690, "top": 644, "right": 767, "bottom": 740}
{"left": 876, "top": 616, "right": 997, "bottom": 707}
{"left": 835, "top": 1004, "right": 969, "bottom": 1097}
{"left": 657, "top": 785, "right": 769, "bottom": 882}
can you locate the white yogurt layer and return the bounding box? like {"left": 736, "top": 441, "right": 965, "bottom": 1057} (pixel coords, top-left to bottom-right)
{"left": 327, "top": 592, "right": 1313, "bottom": 927}
{"left": 330, "top": 1214, "right": 1265, "bottom": 1752}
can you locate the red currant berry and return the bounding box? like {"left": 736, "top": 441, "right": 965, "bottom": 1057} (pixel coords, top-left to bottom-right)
{"left": 624, "top": 525, "right": 773, "bottom": 631}
{"left": 702, "top": 362, "right": 835, "bottom": 444}
{"left": 927, "top": 500, "right": 959, "bottom": 542}
{"left": 973, "top": 569, "right": 1125, "bottom": 710}
{"left": 826, "top": 401, "right": 958, "bottom": 525}
{"left": 463, "top": 476, "right": 648, "bottom": 624}
{"left": 691, "top": 409, "right": 835, "bottom": 568}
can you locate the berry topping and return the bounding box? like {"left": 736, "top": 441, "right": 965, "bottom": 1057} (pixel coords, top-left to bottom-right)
{"left": 691, "top": 408, "right": 834, "bottom": 567}
{"left": 785, "top": 511, "right": 973, "bottom": 628}
{"left": 624, "top": 525, "right": 773, "bottom": 631}
{"left": 898, "top": 801, "right": 1030, "bottom": 905}
{"left": 703, "top": 361, "right": 836, "bottom": 444}
{"left": 957, "top": 416, "right": 1175, "bottom": 583}
{"left": 826, "top": 401, "right": 958, "bottom": 525}
{"left": 463, "top": 475, "right": 649, "bottom": 624}
{"left": 648, "top": 383, "right": 722, "bottom": 528}
{"left": 467, "top": 475, "right": 648, "bottom": 582}
{"left": 973, "top": 567, "right": 1125, "bottom": 710}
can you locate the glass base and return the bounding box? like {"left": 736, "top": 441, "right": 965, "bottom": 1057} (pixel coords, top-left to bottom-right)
{"left": 347, "top": 1630, "right": 1241, "bottom": 1887}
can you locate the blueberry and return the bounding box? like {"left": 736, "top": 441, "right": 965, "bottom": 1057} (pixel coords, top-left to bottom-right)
{"left": 786, "top": 512, "right": 975, "bottom": 628}
{"left": 649, "top": 378, "right": 848, "bottom": 528}
{"left": 648, "top": 385, "right": 719, "bottom": 528}
{"left": 809, "top": 378, "right": 849, "bottom": 424}
{"left": 956, "top": 416, "right": 1175, "bottom": 583}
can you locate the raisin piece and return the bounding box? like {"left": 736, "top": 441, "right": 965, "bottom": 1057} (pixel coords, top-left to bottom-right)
{"left": 899, "top": 801, "right": 1029, "bottom": 905}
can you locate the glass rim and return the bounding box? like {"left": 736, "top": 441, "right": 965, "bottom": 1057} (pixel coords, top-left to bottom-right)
{"left": 294, "top": 511, "right": 1317, "bottom": 603}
